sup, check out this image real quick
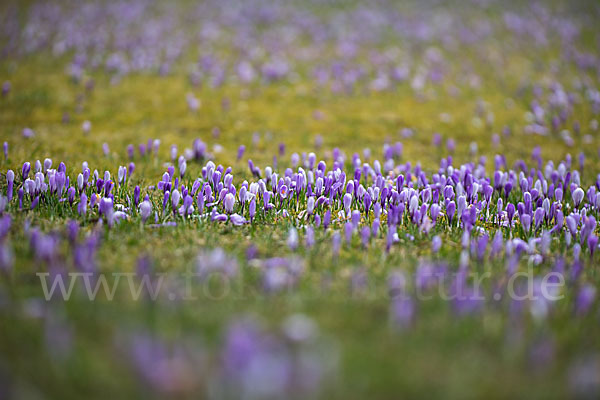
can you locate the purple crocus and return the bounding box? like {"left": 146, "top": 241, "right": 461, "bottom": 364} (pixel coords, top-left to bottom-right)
{"left": 332, "top": 232, "right": 341, "bottom": 257}
{"left": 575, "top": 284, "right": 596, "bottom": 315}
{"left": 171, "top": 189, "right": 181, "bottom": 212}
{"left": 22, "top": 128, "right": 34, "bottom": 138}
{"left": 181, "top": 195, "right": 194, "bottom": 216}
{"left": 344, "top": 222, "right": 353, "bottom": 243}
{"left": 1, "top": 82, "right": 9, "bottom": 97}
{"left": 306, "top": 196, "right": 315, "bottom": 216}
{"left": 287, "top": 227, "right": 299, "bottom": 250}
{"left": 521, "top": 214, "right": 532, "bottom": 234}
{"left": 305, "top": 226, "right": 315, "bottom": 248}
{"left": 588, "top": 234, "right": 598, "bottom": 256}
{"left": 230, "top": 213, "right": 247, "bottom": 226}
{"left": 140, "top": 200, "right": 152, "bottom": 222}
{"left": 573, "top": 188, "right": 585, "bottom": 208}
{"left": 447, "top": 201, "right": 456, "bottom": 224}
{"left": 360, "top": 226, "right": 370, "bottom": 247}
{"left": 22, "top": 162, "right": 31, "bottom": 180}
{"left": 99, "top": 197, "right": 113, "bottom": 216}
{"left": 351, "top": 210, "right": 360, "bottom": 228}
{"left": 18, "top": 188, "right": 23, "bottom": 210}
{"left": 67, "top": 187, "right": 76, "bottom": 205}
{"left": 30, "top": 196, "right": 40, "bottom": 210}
{"left": 506, "top": 203, "right": 516, "bottom": 226}
{"left": 78, "top": 193, "right": 88, "bottom": 216}
{"left": 237, "top": 145, "right": 246, "bottom": 161}
{"left": 343, "top": 193, "right": 352, "bottom": 215}
{"left": 534, "top": 207, "right": 544, "bottom": 231}
{"left": 224, "top": 193, "right": 235, "bottom": 213}
{"left": 390, "top": 296, "right": 415, "bottom": 329}
{"left": 432, "top": 235, "right": 442, "bottom": 253}
{"left": 6, "top": 170, "right": 14, "bottom": 201}
{"left": 133, "top": 186, "right": 141, "bottom": 207}
{"left": 323, "top": 209, "right": 331, "bottom": 230}
{"left": 249, "top": 198, "right": 256, "bottom": 221}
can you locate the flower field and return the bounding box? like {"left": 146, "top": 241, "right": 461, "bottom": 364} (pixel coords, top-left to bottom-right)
{"left": 1, "top": 0, "right": 600, "bottom": 398}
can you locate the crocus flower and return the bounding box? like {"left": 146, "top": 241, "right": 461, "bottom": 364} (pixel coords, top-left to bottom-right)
{"left": 555, "top": 188, "right": 563, "bottom": 202}
{"left": 304, "top": 196, "right": 314, "bottom": 216}
{"left": 390, "top": 296, "right": 415, "bottom": 329}
{"left": 430, "top": 204, "right": 441, "bottom": 222}
{"left": 0, "top": 242, "right": 13, "bottom": 273}
{"left": 224, "top": 193, "right": 235, "bottom": 213}
{"left": 575, "top": 284, "right": 596, "bottom": 315}
{"left": 573, "top": 187, "right": 585, "bottom": 208}
{"left": 1, "top": 81, "right": 9, "bottom": 97}
{"left": 344, "top": 222, "right": 353, "bottom": 243}
{"left": 0, "top": 196, "right": 6, "bottom": 214}
{"left": 534, "top": 207, "right": 544, "bottom": 230}
{"left": 78, "top": 193, "right": 87, "bottom": 216}
{"left": 0, "top": 215, "right": 11, "bottom": 240}
{"left": 43, "top": 158, "right": 52, "bottom": 172}
{"left": 118, "top": 166, "right": 126, "bottom": 185}
{"left": 332, "top": 232, "right": 341, "bottom": 257}
{"left": 181, "top": 195, "right": 194, "bottom": 216}
{"left": 306, "top": 226, "right": 315, "bottom": 248}
{"left": 30, "top": 196, "right": 40, "bottom": 210}
{"left": 99, "top": 197, "right": 113, "bottom": 216}
{"left": 196, "top": 192, "right": 205, "bottom": 214}
{"left": 588, "top": 234, "right": 598, "bottom": 256}
{"left": 237, "top": 145, "right": 246, "bottom": 161}
{"left": 230, "top": 214, "right": 247, "bottom": 226}
{"left": 351, "top": 210, "right": 361, "bottom": 228}
{"left": 521, "top": 214, "right": 532, "bottom": 234}
{"left": 506, "top": 203, "right": 516, "bottom": 226}
{"left": 140, "top": 200, "right": 152, "bottom": 222}
{"left": 6, "top": 170, "right": 14, "bottom": 201}
{"left": 360, "top": 226, "right": 370, "bottom": 247}
{"left": 432, "top": 235, "right": 442, "bottom": 253}
{"left": 446, "top": 201, "right": 456, "bottom": 224}
{"left": 179, "top": 159, "right": 187, "bottom": 178}
{"left": 22, "top": 162, "right": 31, "bottom": 180}
{"left": 249, "top": 198, "right": 256, "bottom": 221}
{"left": 18, "top": 188, "right": 23, "bottom": 210}
{"left": 323, "top": 210, "right": 331, "bottom": 229}
{"left": 372, "top": 218, "right": 380, "bottom": 237}
{"left": 287, "top": 227, "right": 298, "bottom": 250}
{"left": 566, "top": 216, "right": 578, "bottom": 237}
{"left": 82, "top": 120, "right": 91, "bottom": 134}
{"left": 343, "top": 193, "right": 352, "bottom": 215}
{"left": 133, "top": 186, "right": 140, "bottom": 207}
{"left": 171, "top": 189, "right": 181, "bottom": 211}
{"left": 127, "top": 144, "right": 135, "bottom": 159}
{"left": 67, "top": 187, "right": 76, "bottom": 205}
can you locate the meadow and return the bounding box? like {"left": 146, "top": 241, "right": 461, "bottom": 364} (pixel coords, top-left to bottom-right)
{"left": 1, "top": 0, "right": 600, "bottom": 398}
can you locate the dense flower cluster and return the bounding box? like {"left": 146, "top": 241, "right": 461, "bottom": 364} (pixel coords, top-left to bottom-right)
{"left": 4, "top": 141, "right": 599, "bottom": 257}
{"left": 1, "top": 139, "right": 599, "bottom": 325}
{"left": 2, "top": 0, "right": 597, "bottom": 100}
